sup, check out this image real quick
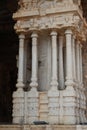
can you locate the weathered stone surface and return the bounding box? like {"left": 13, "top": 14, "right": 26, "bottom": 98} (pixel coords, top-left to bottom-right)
{"left": 12, "top": 0, "right": 87, "bottom": 125}
{"left": 0, "top": 125, "right": 87, "bottom": 130}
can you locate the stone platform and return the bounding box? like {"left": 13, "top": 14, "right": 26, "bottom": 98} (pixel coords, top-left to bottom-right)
{"left": 0, "top": 125, "right": 87, "bottom": 130}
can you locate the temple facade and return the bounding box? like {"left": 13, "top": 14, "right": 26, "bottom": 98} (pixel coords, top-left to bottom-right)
{"left": 1, "top": 0, "right": 87, "bottom": 130}
{"left": 12, "top": 0, "right": 87, "bottom": 125}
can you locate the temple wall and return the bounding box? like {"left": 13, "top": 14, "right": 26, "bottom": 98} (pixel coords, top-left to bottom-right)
{"left": 82, "top": 42, "right": 87, "bottom": 117}
{"left": 38, "top": 32, "right": 51, "bottom": 91}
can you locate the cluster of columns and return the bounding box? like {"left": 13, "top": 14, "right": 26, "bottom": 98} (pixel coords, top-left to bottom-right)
{"left": 13, "top": 28, "right": 86, "bottom": 124}
{"left": 15, "top": 29, "right": 84, "bottom": 93}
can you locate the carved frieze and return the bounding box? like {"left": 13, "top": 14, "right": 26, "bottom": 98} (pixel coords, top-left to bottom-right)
{"left": 13, "top": 0, "right": 87, "bottom": 41}
{"left": 18, "top": 0, "right": 81, "bottom": 11}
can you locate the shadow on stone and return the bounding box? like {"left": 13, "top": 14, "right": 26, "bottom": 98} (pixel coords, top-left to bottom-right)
{"left": 33, "top": 121, "right": 49, "bottom": 125}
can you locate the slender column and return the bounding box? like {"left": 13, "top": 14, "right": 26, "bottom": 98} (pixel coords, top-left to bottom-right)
{"left": 48, "top": 32, "right": 59, "bottom": 125}
{"left": 79, "top": 44, "right": 83, "bottom": 84}
{"left": 63, "top": 29, "right": 77, "bottom": 124}
{"left": 28, "top": 33, "right": 39, "bottom": 124}
{"left": 63, "top": 29, "right": 77, "bottom": 125}
{"left": 76, "top": 41, "right": 80, "bottom": 83}
{"left": 13, "top": 33, "right": 25, "bottom": 124}
{"left": 72, "top": 36, "right": 76, "bottom": 82}
{"left": 30, "top": 32, "right": 38, "bottom": 89}
{"left": 16, "top": 34, "right": 25, "bottom": 90}
{"left": 59, "top": 35, "right": 65, "bottom": 90}
{"left": 65, "top": 29, "right": 73, "bottom": 87}
{"left": 50, "top": 31, "right": 58, "bottom": 90}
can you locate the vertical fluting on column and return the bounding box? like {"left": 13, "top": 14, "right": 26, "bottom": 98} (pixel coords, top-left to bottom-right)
{"left": 48, "top": 30, "right": 59, "bottom": 124}
{"left": 63, "top": 29, "right": 76, "bottom": 124}
{"left": 30, "top": 32, "right": 38, "bottom": 90}
{"left": 58, "top": 35, "right": 65, "bottom": 90}
{"left": 50, "top": 31, "right": 58, "bottom": 90}
{"left": 13, "top": 34, "right": 25, "bottom": 124}
{"left": 28, "top": 32, "right": 39, "bottom": 124}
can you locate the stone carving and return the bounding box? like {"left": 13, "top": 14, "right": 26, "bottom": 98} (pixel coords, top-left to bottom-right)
{"left": 12, "top": 0, "right": 87, "bottom": 125}
{"left": 12, "top": 90, "right": 24, "bottom": 124}
{"left": 18, "top": 0, "right": 39, "bottom": 11}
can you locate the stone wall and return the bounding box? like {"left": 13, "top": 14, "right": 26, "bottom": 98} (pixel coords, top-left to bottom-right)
{"left": 82, "top": 42, "right": 87, "bottom": 117}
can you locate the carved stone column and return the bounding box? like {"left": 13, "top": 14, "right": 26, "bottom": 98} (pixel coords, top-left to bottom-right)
{"left": 63, "top": 29, "right": 76, "bottom": 124}
{"left": 48, "top": 30, "right": 59, "bottom": 124}
{"left": 72, "top": 36, "right": 76, "bottom": 82}
{"left": 13, "top": 34, "right": 25, "bottom": 124}
{"left": 28, "top": 32, "right": 39, "bottom": 124}
{"left": 59, "top": 35, "right": 65, "bottom": 90}
{"left": 30, "top": 32, "right": 38, "bottom": 90}
{"left": 50, "top": 31, "right": 58, "bottom": 90}
{"left": 76, "top": 42, "right": 80, "bottom": 84}
{"left": 65, "top": 29, "right": 73, "bottom": 87}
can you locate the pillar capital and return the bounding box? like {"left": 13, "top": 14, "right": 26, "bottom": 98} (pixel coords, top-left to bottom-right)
{"left": 31, "top": 32, "right": 38, "bottom": 38}
{"left": 65, "top": 29, "right": 72, "bottom": 35}
{"left": 19, "top": 33, "right": 25, "bottom": 39}
{"left": 50, "top": 31, "right": 57, "bottom": 36}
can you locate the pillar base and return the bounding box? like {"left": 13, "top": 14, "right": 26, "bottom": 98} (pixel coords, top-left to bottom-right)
{"left": 63, "top": 86, "right": 77, "bottom": 124}
{"left": 48, "top": 88, "right": 60, "bottom": 124}
{"left": 27, "top": 88, "right": 39, "bottom": 124}
{"left": 12, "top": 89, "right": 24, "bottom": 124}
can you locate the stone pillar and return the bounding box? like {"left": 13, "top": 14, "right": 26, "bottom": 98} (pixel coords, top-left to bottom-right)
{"left": 65, "top": 29, "right": 73, "bottom": 87}
{"left": 30, "top": 32, "right": 38, "bottom": 90}
{"left": 59, "top": 35, "right": 65, "bottom": 90}
{"left": 50, "top": 31, "right": 58, "bottom": 90}
{"left": 48, "top": 30, "right": 59, "bottom": 124}
{"left": 13, "top": 34, "right": 25, "bottom": 124}
{"left": 72, "top": 36, "right": 76, "bottom": 82}
{"left": 28, "top": 32, "right": 39, "bottom": 124}
{"left": 63, "top": 29, "right": 76, "bottom": 124}
{"left": 76, "top": 42, "right": 80, "bottom": 83}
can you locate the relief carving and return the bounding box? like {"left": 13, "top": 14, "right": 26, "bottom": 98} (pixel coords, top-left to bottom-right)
{"left": 18, "top": 0, "right": 39, "bottom": 10}
{"left": 17, "top": 0, "right": 81, "bottom": 12}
